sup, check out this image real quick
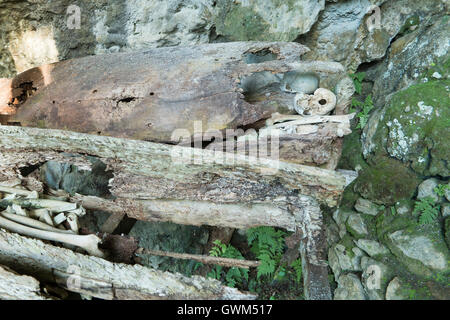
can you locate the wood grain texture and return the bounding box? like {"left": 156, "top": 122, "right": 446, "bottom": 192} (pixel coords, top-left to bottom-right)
{"left": 0, "top": 230, "right": 256, "bottom": 300}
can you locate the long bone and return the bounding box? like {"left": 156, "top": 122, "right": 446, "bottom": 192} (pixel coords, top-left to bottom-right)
{"left": 0, "top": 210, "right": 74, "bottom": 234}
{"left": 0, "top": 215, "right": 105, "bottom": 257}
{"left": 0, "top": 198, "right": 77, "bottom": 213}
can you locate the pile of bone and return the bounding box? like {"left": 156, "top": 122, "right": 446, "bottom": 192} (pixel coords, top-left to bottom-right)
{"left": 0, "top": 180, "right": 105, "bottom": 257}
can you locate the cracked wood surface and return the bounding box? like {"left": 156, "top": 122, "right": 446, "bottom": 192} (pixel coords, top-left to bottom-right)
{"left": 0, "top": 125, "right": 343, "bottom": 300}
{"left": 1, "top": 42, "right": 351, "bottom": 145}
{"left": 0, "top": 264, "right": 51, "bottom": 300}
{"left": 0, "top": 230, "right": 256, "bottom": 300}
{"left": 0, "top": 125, "right": 347, "bottom": 207}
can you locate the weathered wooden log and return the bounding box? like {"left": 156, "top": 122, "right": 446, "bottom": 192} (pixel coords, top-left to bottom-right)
{"left": 0, "top": 125, "right": 348, "bottom": 207}
{"left": 0, "top": 264, "right": 51, "bottom": 300}
{"left": 0, "top": 125, "right": 352, "bottom": 299}
{"left": 0, "top": 42, "right": 352, "bottom": 145}
{"left": 207, "top": 113, "right": 355, "bottom": 169}
{"left": 0, "top": 230, "right": 256, "bottom": 300}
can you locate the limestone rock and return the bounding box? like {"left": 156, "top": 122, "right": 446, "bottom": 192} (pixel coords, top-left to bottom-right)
{"left": 299, "top": 0, "right": 446, "bottom": 71}
{"left": 346, "top": 214, "right": 369, "bottom": 237}
{"left": 333, "top": 209, "right": 353, "bottom": 238}
{"left": 354, "top": 239, "right": 389, "bottom": 257}
{"left": 0, "top": 0, "right": 216, "bottom": 77}
{"left": 354, "top": 198, "right": 379, "bottom": 216}
{"left": 361, "top": 257, "right": 392, "bottom": 300}
{"left": 387, "top": 228, "right": 449, "bottom": 277}
{"left": 417, "top": 178, "right": 442, "bottom": 202}
{"left": 212, "top": 0, "right": 325, "bottom": 42}
{"left": 362, "top": 57, "right": 450, "bottom": 178}
{"left": 329, "top": 242, "right": 366, "bottom": 279}
{"left": 442, "top": 204, "right": 450, "bottom": 219}
{"left": 385, "top": 277, "right": 408, "bottom": 300}
{"left": 334, "top": 273, "right": 367, "bottom": 300}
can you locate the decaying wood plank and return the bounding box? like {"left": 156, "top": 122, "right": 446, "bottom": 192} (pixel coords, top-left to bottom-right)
{"left": 0, "top": 125, "right": 355, "bottom": 300}
{"left": 0, "top": 264, "right": 51, "bottom": 300}
{"left": 206, "top": 113, "right": 355, "bottom": 168}
{"left": 296, "top": 202, "right": 332, "bottom": 300}
{"left": 0, "top": 230, "right": 256, "bottom": 300}
{"left": 100, "top": 211, "right": 126, "bottom": 234}
{"left": 1, "top": 42, "right": 352, "bottom": 145}
{"left": 0, "top": 125, "right": 347, "bottom": 208}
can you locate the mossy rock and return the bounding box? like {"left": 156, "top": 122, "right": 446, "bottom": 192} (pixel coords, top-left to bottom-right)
{"left": 445, "top": 217, "right": 450, "bottom": 249}
{"left": 212, "top": 0, "right": 322, "bottom": 41}
{"left": 354, "top": 155, "right": 420, "bottom": 205}
{"left": 338, "top": 129, "right": 368, "bottom": 171}
{"left": 382, "top": 222, "right": 449, "bottom": 279}
{"left": 387, "top": 277, "right": 435, "bottom": 300}
{"left": 367, "top": 58, "right": 450, "bottom": 177}
{"left": 376, "top": 210, "right": 417, "bottom": 241}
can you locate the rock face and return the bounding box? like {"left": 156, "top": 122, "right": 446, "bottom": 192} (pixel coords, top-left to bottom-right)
{"left": 1, "top": 0, "right": 449, "bottom": 301}
{"left": 368, "top": 14, "right": 450, "bottom": 108}
{"left": 299, "top": 0, "right": 446, "bottom": 71}
{"left": 0, "top": 0, "right": 328, "bottom": 78}
{"left": 0, "top": 0, "right": 216, "bottom": 77}
{"left": 363, "top": 64, "right": 450, "bottom": 178}
{"left": 212, "top": 0, "right": 325, "bottom": 42}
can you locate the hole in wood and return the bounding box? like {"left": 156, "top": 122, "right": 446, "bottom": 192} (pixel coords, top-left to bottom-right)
{"left": 243, "top": 48, "right": 278, "bottom": 64}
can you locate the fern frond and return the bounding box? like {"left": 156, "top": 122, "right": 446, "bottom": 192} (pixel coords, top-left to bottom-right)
{"left": 414, "top": 196, "right": 440, "bottom": 225}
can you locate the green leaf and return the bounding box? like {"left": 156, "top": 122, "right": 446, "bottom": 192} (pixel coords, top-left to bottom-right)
{"left": 434, "top": 184, "right": 449, "bottom": 197}
{"left": 414, "top": 196, "right": 440, "bottom": 225}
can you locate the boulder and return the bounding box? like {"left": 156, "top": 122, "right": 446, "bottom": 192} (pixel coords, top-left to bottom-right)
{"left": 385, "top": 277, "right": 408, "bottom": 300}
{"left": 334, "top": 273, "right": 367, "bottom": 300}
{"left": 387, "top": 227, "right": 449, "bottom": 277}
{"left": 417, "top": 178, "right": 442, "bottom": 202}
{"left": 354, "top": 239, "right": 389, "bottom": 257}
{"left": 362, "top": 58, "right": 450, "bottom": 178}
{"left": 354, "top": 197, "right": 379, "bottom": 216}
{"left": 329, "top": 240, "right": 366, "bottom": 279}
{"left": 361, "top": 257, "right": 393, "bottom": 300}
{"left": 346, "top": 213, "right": 369, "bottom": 237}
